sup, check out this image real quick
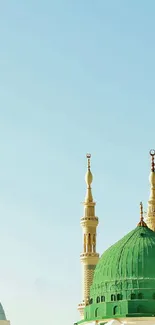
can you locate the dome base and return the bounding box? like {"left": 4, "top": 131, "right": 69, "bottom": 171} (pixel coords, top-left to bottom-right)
{"left": 120, "top": 317, "right": 155, "bottom": 325}
{"left": 75, "top": 317, "right": 155, "bottom": 325}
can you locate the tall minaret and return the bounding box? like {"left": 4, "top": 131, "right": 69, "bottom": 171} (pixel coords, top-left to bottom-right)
{"left": 146, "top": 149, "right": 155, "bottom": 231}
{"left": 78, "top": 154, "right": 99, "bottom": 318}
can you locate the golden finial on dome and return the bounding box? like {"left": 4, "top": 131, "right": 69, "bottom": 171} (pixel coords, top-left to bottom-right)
{"left": 137, "top": 202, "right": 147, "bottom": 227}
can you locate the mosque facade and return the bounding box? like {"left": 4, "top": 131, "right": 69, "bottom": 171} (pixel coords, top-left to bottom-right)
{"left": 75, "top": 150, "right": 155, "bottom": 325}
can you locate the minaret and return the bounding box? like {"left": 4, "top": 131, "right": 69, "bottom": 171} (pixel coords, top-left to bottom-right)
{"left": 137, "top": 202, "right": 147, "bottom": 227}
{"left": 78, "top": 154, "right": 99, "bottom": 319}
{"left": 146, "top": 149, "right": 155, "bottom": 231}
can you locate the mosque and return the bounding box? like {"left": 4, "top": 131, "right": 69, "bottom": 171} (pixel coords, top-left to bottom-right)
{"left": 75, "top": 150, "right": 155, "bottom": 325}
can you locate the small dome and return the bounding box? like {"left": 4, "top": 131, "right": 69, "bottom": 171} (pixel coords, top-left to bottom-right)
{"left": 84, "top": 226, "right": 155, "bottom": 322}
{"left": 0, "top": 303, "right": 6, "bottom": 320}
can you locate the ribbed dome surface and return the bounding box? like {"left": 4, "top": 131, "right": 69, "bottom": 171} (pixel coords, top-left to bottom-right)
{"left": 91, "top": 225, "right": 155, "bottom": 293}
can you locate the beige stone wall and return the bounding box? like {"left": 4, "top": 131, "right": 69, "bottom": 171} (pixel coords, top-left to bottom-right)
{"left": 83, "top": 264, "right": 96, "bottom": 302}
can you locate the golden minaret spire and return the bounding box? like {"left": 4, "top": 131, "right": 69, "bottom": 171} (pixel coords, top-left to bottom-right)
{"left": 78, "top": 154, "right": 99, "bottom": 319}
{"left": 146, "top": 150, "right": 155, "bottom": 231}
{"left": 137, "top": 202, "right": 147, "bottom": 227}
{"left": 85, "top": 154, "right": 93, "bottom": 203}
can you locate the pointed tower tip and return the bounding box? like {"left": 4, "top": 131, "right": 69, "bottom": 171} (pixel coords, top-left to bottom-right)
{"left": 84, "top": 153, "right": 93, "bottom": 203}
{"left": 85, "top": 154, "right": 93, "bottom": 187}
{"left": 150, "top": 149, "right": 155, "bottom": 172}
{"left": 137, "top": 202, "right": 147, "bottom": 227}
{"left": 149, "top": 149, "right": 155, "bottom": 187}
{"left": 86, "top": 153, "right": 91, "bottom": 170}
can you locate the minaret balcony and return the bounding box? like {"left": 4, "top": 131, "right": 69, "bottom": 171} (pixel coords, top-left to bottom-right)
{"left": 80, "top": 252, "right": 99, "bottom": 262}
{"left": 80, "top": 216, "right": 98, "bottom": 227}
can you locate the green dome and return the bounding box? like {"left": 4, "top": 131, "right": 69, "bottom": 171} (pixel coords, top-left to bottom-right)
{"left": 82, "top": 225, "right": 155, "bottom": 323}
{"left": 93, "top": 225, "right": 155, "bottom": 286}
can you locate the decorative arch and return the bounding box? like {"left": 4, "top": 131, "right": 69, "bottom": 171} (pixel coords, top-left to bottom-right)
{"left": 117, "top": 293, "right": 122, "bottom": 301}
{"left": 96, "top": 296, "right": 100, "bottom": 303}
{"left": 111, "top": 294, "right": 116, "bottom": 301}
{"left": 113, "top": 305, "right": 120, "bottom": 315}
{"left": 87, "top": 233, "right": 91, "bottom": 252}
{"left": 89, "top": 298, "right": 93, "bottom": 304}
{"left": 101, "top": 295, "right": 105, "bottom": 302}
{"left": 95, "top": 307, "right": 99, "bottom": 317}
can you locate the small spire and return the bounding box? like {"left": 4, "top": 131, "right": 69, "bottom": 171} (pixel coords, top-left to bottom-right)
{"left": 85, "top": 154, "right": 93, "bottom": 202}
{"left": 140, "top": 202, "right": 143, "bottom": 220}
{"left": 150, "top": 149, "right": 155, "bottom": 172}
{"left": 87, "top": 153, "right": 91, "bottom": 171}
{"left": 137, "top": 202, "right": 147, "bottom": 227}
{"left": 85, "top": 154, "right": 93, "bottom": 187}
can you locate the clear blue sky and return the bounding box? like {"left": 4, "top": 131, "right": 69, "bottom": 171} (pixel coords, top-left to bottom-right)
{"left": 0, "top": 1, "right": 155, "bottom": 324}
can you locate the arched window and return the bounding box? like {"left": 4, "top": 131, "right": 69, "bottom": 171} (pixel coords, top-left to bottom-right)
{"left": 96, "top": 296, "right": 100, "bottom": 303}
{"left": 95, "top": 308, "right": 99, "bottom": 317}
{"left": 89, "top": 298, "right": 93, "bottom": 304}
{"left": 138, "top": 293, "right": 143, "bottom": 299}
{"left": 113, "top": 306, "right": 120, "bottom": 315}
{"left": 117, "top": 294, "right": 122, "bottom": 301}
{"left": 131, "top": 293, "right": 136, "bottom": 300}
{"left": 88, "top": 233, "right": 91, "bottom": 252}
{"left": 101, "top": 295, "right": 105, "bottom": 302}
{"left": 111, "top": 294, "right": 116, "bottom": 301}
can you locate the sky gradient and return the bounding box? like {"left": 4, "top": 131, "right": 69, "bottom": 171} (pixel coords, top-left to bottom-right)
{"left": 0, "top": 1, "right": 155, "bottom": 324}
